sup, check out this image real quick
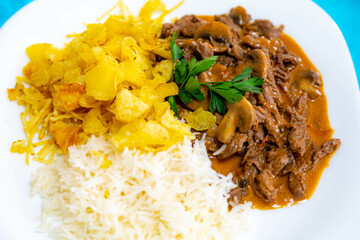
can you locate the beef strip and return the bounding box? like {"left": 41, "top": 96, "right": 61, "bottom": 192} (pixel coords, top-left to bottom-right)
{"left": 218, "top": 133, "right": 248, "bottom": 159}
{"left": 288, "top": 122, "right": 308, "bottom": 156}
{"left": 288, "top": 109, "right": 309, "bottom": 156}
{"left": 264, "top": 116, "right": 282, "bottom": 146}
{"left": 253, "top": 105, "right": 268, "bottom": 124}
{"left": 253, "top": 124, "right": 266, "bottom": 143}
{"left": 253, "top": 169, "right": 276, "bottom": 201}
{"left": 183, "top": 46, "right": 195, "bottom": 62}
{"left": 277, "top": 52, "right": 299, "bottom": 72}
{"left": 259, "top": 84, "right": 286, "bottom": 127}
{"left": 231, "top": 161, "right": 258, "bottom": 194}
{"left": 175, "top": 15, "right": 206, "bottom": 37}
{"left": 252, "top": 20, "right": 284, "bottom": 39}
{"left": 229, "top": 187, "right": 248, "bottom": 203}
{"left": 296, "top": 141, "right": 319, "bottom": 173}
{"left": 195, "top": 40, "right": 214, "bottom": 59}
{"left": 288, "top": 171, "right": 306, "bottom": 199}
{"left": 241, "top": 162, "right": 258, "bottom": 185}
{"left": 240, "top": 33, "right": 261, "bottom": 49}
{"left": 160, "top": 15, "right": 206, "bottom": 38}
{"left": 161, "top": 23, "right": 176, "bottom": 38}
{"left": 268, "top": 148, "right": 295, "bottom": 175}
{"left": 273, "top": 65, "right": 289, "bottom": 83}
{"left": 312, "top": 139, "right": 341, "bottom": 167}
{"left": 295, "top": 93, "right": 309, "bottom": 118}
{"left": 204, "top": 136, "right": 221, "bottom": 153}
{"left": 216, "top": 55, "right": 236, "bottom": 67}
{"left": 242, "top": 144, "right": 259, "bottom": 165}
{"left": 257, "top": 85, "right": 285, "bottom": 134}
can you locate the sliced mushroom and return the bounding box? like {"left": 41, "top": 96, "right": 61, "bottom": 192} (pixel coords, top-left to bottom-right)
{"left": 229, "top": 6, "right": 251, "bottom": 26}
{"left": 236, "top": 98, "right": 256, "bottom": 133}
{"left": 216, "top": 105, "right": 238, "bottom": 144}
{"left": 246, "top": 49, "right": 269, "bottom": 79}
{"left": 206, "top": 124, "right": 218, "bottom": 138}
{"left": 228, "top": 44, "right": 245, "bottom": 60}
{"left": 194, "top": 22, "right": 232, "bottom": 48}
{"left": 290, "top": 67, "right": 322, "bottom": 99}
{"left": 175, "top": 39, "right": 196, "bottom": 48}
{"left": 216, "top": 97, "right": 256, "bottom": 144}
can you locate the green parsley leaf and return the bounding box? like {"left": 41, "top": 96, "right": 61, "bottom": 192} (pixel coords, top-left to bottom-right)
{"left": 189, "top": 89, "right": 205, "bottom": 101}
{"left": 209, "top": 91, "right": 227, "bottom": 115}
{"left": 188, "top": 56, "right": 218, "bottom": 77}
{"left": 168, "top": 96, "right": 178, "bottom": 117}
{"left": 207, "top": 83, "right": 243, "bottom": 104}
{"left": 185, "top": 76, "right": 201, "bottom": 92}
{"left": 233, "top": 77, "right": 264, "bottom": 94}
{"left": 174, "top": 58, "right": 188, "bottom": 84}
{"left": 187, "top": 57, "right": 197, "bottom": 72}
{"left": 184, "top": 77, "right": 204, "bottom": 100}
{"left": 169, "top": 31, "right": 184, "bottom": 62}
{"left": 178, "top": 90, "right": 192, "bottom": 104}
{"left": 232, "top": 66, "right": 252, "bottom": 82}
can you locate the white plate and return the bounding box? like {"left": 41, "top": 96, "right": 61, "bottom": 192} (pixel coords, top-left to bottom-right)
{"left": 0, "top": 0, "right": 359, "bottom": 239}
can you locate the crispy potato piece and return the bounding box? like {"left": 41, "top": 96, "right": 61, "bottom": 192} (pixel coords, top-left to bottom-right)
{"left": 155, "top": 82, "right": 179, "bottom": 99}
{"left": 116, "top": 60, "right": 146, "bottom": 87}
{"left": 112, "top": 119, "right": 170, "bottom": 150}
{"left": 53, "top": 83, "right": 85, "bottom": 111}
{"left": 152, "top": 60, "right": 173, "bottom": 81}
{"left": 50, "top": 122, "right": 81, "bottom": 153}
{"left": 132, "top": 86, "right": 161, "bottom": 105}
{"left": 109, "top": 89, "right": 150, "bottom": 123}
{"left": 85, "top": 56, "right": 117, "bottom": 101}
{"left": 7, "top": 80, "right": 25, "bottom": 101}
{"left": 82, "top": 24, "right": 107, "bottom": 47}
{"left": 154, "top": 102, "right": 193, "bottom": 138}
{"left": 82, "top": 108, "right": 107, "bottom": 135}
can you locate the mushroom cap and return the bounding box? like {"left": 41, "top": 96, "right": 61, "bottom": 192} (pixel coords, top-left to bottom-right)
{"left": 229, "top": 6, "right": 251, "bottom": 26}
{"left": 290, "top": 67, "right": 322, "bottom": 99}
{"left": 194, "top": 21, "right": 232, "bottom": 47}
{"left": 216, "top": 97, "right": 256, "bottom": 143}
{"left": 247, "top": 49, "right": 269, "bottom": 79}
{"left": 216, "top": 107, "right": 238, "bottom": 144}
{"left": 234, "top": 97, "right": 256, "bottom": 133}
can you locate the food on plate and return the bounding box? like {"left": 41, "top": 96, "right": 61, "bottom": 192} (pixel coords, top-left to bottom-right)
{"left": 8, "top": 1, "right": 252, "bottom": 239}
{"left": 7, "top": 0, "right": 342, "bottom": 239}
{"left": 160, "top": 6, "right": 341, "bottom": 209}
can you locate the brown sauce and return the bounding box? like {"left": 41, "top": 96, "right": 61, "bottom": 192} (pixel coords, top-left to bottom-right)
{"left": 212, "top": 33, "right": 334, "bottom": 210}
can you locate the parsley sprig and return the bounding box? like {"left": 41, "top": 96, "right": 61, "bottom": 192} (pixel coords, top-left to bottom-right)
{"left": 168, "top": 31, "right": 264, "bottom": 115}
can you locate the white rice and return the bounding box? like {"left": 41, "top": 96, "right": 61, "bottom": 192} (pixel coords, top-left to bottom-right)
{"left": 31, "top": 136, "right": 251, "bottom": 240}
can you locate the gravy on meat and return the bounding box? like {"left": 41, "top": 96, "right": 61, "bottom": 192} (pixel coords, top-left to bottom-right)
{"left": 161, "top": 6, "right": 341, "bottom": 209}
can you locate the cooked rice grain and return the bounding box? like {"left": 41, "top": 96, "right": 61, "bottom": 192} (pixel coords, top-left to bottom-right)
{"left": 31, "top": 137, "right": 250, "bottom": 240}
